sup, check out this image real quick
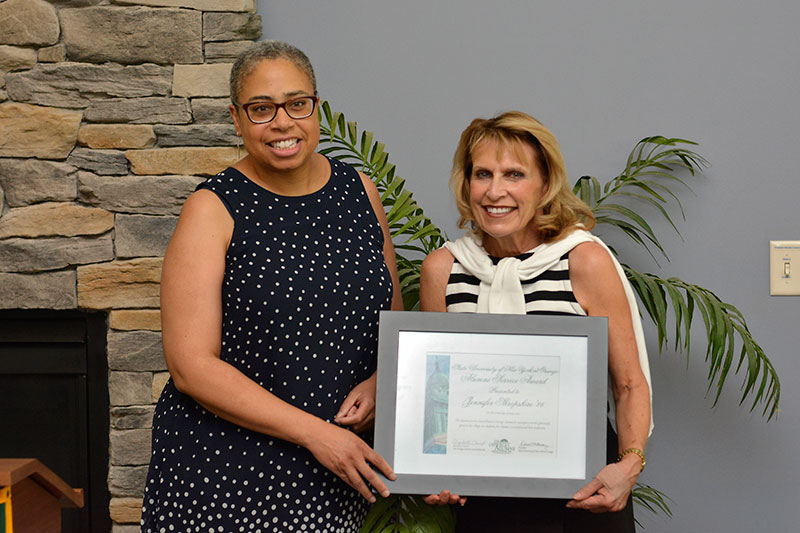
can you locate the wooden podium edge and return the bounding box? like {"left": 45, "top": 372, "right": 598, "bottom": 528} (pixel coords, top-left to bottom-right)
{"left": 0, "top": 459, "right": 84, "bottom": 509}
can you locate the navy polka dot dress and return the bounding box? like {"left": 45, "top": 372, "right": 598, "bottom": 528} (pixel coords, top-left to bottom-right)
{"left": 141, "top": 158, "right": 394, "bottom": 532}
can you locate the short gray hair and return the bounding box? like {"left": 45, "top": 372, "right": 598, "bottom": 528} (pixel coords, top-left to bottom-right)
{"left": 229, "top": 40, "right": 317, "bottom": 105}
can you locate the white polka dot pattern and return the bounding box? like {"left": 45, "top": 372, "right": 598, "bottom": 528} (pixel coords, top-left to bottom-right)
{"left": 141, "top": 158, "right": 394, "bottom": 532}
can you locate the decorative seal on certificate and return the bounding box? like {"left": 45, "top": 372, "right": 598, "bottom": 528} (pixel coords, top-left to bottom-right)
{"left": 490, "top": 438, "right": 515, "bottom": 454}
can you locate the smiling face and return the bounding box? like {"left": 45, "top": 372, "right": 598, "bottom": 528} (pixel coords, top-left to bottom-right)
{"left": 230, "top": 58, "right": 320, "bottom": 178}
{"left": 468, "top": 139, "right": 547, "bottom": 256}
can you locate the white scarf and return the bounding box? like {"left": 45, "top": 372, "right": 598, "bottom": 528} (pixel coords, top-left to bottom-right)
{"left": 444, "top": 229, "right": 653, "bottom": 435}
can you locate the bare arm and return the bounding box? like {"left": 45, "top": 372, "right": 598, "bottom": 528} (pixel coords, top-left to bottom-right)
{"left": 566, "top": 242, "right": 651, "bottom": 512}
{"left": 419, "top": 247, "right": 454, "bottom": 312}
{"left": 161, "top": 189, "right": 394, "bottom": 502}
{"left": 333, "top": 172, "right": 404, "bottom": 431}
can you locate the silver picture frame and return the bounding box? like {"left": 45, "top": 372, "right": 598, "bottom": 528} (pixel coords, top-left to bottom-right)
{"left": 374, "top": 311, "right": 608, "bottom": 498}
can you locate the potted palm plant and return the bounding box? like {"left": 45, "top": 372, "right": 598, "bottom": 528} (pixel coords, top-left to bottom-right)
{"left": 317, "top": 101, "right": 780, "bottom": 532}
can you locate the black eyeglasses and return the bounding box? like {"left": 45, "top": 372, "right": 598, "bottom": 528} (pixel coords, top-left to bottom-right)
{"left": 239, "top": 96, "right": 319, "bottom": 124}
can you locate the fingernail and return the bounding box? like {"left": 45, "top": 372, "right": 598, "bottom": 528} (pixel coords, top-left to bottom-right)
{"left": 369, "top": 496, "right": 377, "bottom": 503}
{"left": 381, "top": 490, "right": 390, "bottom": 497}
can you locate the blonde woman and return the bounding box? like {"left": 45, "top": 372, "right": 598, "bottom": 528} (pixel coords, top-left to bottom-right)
{"left": 420, "top": 112, "right": 652, "bottom": 532}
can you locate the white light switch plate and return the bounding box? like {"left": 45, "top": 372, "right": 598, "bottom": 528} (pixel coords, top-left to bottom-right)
{"left": 770, "top": 241, "right": 800, "bottom": 295}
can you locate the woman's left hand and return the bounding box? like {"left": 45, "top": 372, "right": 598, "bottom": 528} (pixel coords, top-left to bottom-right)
{"left": 423, "top": 490, "right": 467, "bottom": 506}
{"left": 334, "top": 372, "right": 377, "bottom": 433}
{"left": 565, "top": 459, "right": 638, "bottom": 513}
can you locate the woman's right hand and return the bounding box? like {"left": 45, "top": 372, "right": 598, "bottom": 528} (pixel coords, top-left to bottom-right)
{"left": 305, "top": 421, "right": 396, "bottom": 503}
{"left": 424, "top": 490, "right": 467, "bottom": 506}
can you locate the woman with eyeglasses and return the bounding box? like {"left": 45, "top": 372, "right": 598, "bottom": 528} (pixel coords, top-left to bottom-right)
{"left": 141, "top": 41, "right": 401, "bottom": 533}
{"left": 420, "top": 112, "right": 652, "bottom": 532}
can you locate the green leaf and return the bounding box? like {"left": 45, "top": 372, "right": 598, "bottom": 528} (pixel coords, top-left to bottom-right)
{"left": 348, "top": 120, "right": 358, "bottom": 145}
{"left": 595, "top": 216, "right": 662, "bottom": 261}
{"left": 595, "top": 204, "right": 659, "bottom": 243}
{"left": 393, "top": 214, "right": 428, "bottom": 236}
{"left": 330, "top": 111, "right": 342, "bottom": 134}
{"left": 321, "top": 100, "right": 333, "bottom": 127}
{"left": 376, "top": 162, "right": 397, "bottom": 183}
{"left": 633, "top": 483, "right": 673, "bottom": 520}
{"left": 371, "top": 142, "right": 386, "bottom": 165}
{"left": 573, "top": 176, "right": 594, "bottom": 205}
{"left": 386, "top": 190, "right": 416, "bottom": 221}
{"left": 380, "top": 176, "right": 406, "bottom": 203}
{"left": 624, "top": 270, "right": 780, "bottom": 419}
{"left": 362, "top": 495, "right": 398, "bottom": 532}
{"left": 360, "top": 130, "right": 375, "bottom": 158}
{"left": 405, "top": 223, "right": 444, "bottom": 243}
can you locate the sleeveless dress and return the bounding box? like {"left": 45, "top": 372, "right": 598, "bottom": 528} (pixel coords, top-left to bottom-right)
{"left": 445, "top": 247, "right": 635, "bottom": 533}
{"left": 141, "top": 157, "right": 394, "bottom": 533}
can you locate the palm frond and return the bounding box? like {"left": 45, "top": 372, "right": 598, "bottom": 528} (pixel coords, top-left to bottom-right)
{"left": 579, "top": 136, "right": 708, "bottom": 262}
{"left": 396, "top": 255, "right": 423, "bottom": 311}
{"left": 361, "top": 495, "right": 456, "bottom": 533}
{"left": 632, "top": 483, "right": 674, "bottom": 527}
{"left": 624, "top": 267, "right": 780, "bottom": 419}
{"left": 585, "top": 136, "right": 779, "bottom": 419}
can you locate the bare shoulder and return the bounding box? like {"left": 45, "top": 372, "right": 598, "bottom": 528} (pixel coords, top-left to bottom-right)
{"left": 357, "top": 170, "right": 377, "bottom": 188}
{"left": 569, "top": 241, "right": 626, "bottom": 315}
{"left": 181, "top": 188, "right": 230, "bottom": 219}
{"left": 358, "top": 170, "right": 380, "bottom": 198}
{"left": 568, "top": 241, "right": 616, "bottom": 279}
{"left": 420, "top": 247, "right": 454, "bottom": 312}
{"left": 169, "top": 188, "right": 233, "bottom": 251}
{"left": 421, "top": 247, "right": 455, "bottom": 280}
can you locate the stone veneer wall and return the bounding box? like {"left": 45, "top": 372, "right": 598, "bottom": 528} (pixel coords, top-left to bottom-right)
{"left": 0, "top": 1, "right": 261, "bottom": 530}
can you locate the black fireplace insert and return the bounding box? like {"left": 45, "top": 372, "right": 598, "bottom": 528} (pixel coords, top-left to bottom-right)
{"left": 0, "top": 309, "right": 111, "bottom": 533}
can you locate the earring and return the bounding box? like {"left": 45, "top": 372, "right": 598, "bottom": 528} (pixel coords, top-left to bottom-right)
{"left": 237, "top": 138, "right": 241, "bottom": 160}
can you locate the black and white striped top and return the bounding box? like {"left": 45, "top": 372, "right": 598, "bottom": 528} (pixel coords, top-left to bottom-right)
{"left": 445, "top": 250, "right": 587, "bottom": 316}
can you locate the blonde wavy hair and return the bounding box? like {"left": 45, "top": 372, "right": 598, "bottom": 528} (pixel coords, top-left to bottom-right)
{"left": 450, "top": 111, "right": 595, "bottom": 243}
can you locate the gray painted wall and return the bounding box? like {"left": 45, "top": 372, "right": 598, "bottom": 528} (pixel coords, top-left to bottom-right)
{"left": 261, "top": 2, "right": 800, "bottom": 531}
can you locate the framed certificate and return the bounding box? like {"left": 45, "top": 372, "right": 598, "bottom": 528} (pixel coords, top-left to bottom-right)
{"left": 374, "top": 311, "right": 608, "bottom": 499}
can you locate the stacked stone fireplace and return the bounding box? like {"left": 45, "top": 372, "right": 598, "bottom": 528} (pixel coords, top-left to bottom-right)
{"left": 0, "top": 1, "right": 261, "bottom": 530}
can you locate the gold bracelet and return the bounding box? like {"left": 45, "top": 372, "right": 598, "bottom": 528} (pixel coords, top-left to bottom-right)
{"left": 617, "top": 448, "right": 646, "bottom": 472}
